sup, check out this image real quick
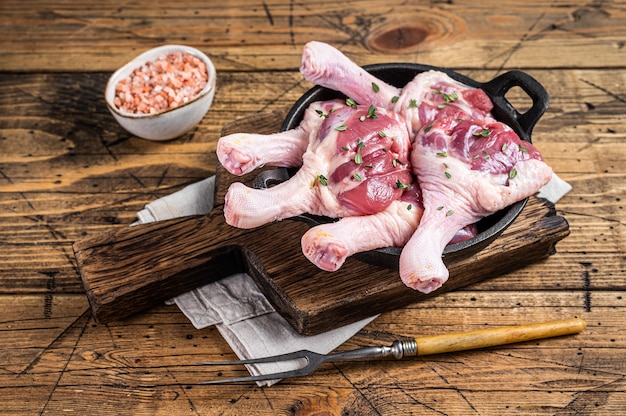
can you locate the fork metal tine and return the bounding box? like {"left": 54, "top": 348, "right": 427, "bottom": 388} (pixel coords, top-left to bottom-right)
{"left": 198, "top": 349, "right": 314, "bottom": 366}
{"left": 199, "top": 368, "right": 311, "bottom": 385}
{"left": 198, "top": 350, "right": 320, "bottom": 384}
{"left": 199, "top": 341, "right": 410, "bottom": 384}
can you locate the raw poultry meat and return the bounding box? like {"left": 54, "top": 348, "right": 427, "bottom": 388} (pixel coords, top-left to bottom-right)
{"left": 301, "top": 41, "right": 494, "bottom": 138}
{"left": 219, "top": 107, "right": 474, "bottom": 272}
{"left": 219, "top": 41, "right": 552, "bottom": 294}
{"left": 299, "top": 41, "right": 553, "bottom": 292}
{"left": 220, "top": 99, "right": 413, "bottom": 229}
{"left": 400, "top": 115, "right": 552, "bottom": 292}
{"left": 301, "top": 184, "right": 423, "bottom": 272}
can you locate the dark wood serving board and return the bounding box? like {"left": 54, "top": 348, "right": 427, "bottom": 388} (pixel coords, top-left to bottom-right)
{"left": 73, "top": 110, "right": 570, "bottom": 335}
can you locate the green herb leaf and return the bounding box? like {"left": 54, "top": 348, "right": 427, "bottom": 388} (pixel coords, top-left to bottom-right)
{"left": 444, "top": 92, "right": 458, "bottom": 103}
{"left": 341, "top": 146, "right": 349, "bottom": 151}
{"left": 346, "top": 98, "right": 357, "bottom": 108}
{"left": 378, "top": 130, "right": 387, "bottom": 137}
{"left": 446, "top": 210, "right": 454, "bottom": 216}
{"left": 393, "top": 180, "right": 411, "bottom": 190}
{"left": 407, "top": 204, "right": 413, "bottom": 211}
{"left": 509, "top": 168, "right": 518, "bottom": 180}
{"left": 367, "top": 105, "right": 378, "bottom": 119}
{"left": 424, "top": 125, "right": 433, "bottom": 132}
{"left": 473, "top": 128, "right": 491, "bottom": 137}
{"left": 502, "top": 142, "right": 508, "bottom": 152}
{"left": 408, "top": 99, "right": 419, "bottom": 109}
{"left": 434, "top": 89, "right": 459, "bottom": 103}
{"left": 313, "top": 174, "right": 328, "bottom": 187}
{"left": 372, "top": 82, "right": 380, "bottom": 93}
{"left": 444, "top": 171, "right": 452, "bottom": 179}
{"left": 436, "top": 150, "right": 447, "bottom": 157}
{"left": 354, "top": 153, "right": 363, "bottom": 164}
{"left": 437, "top": 206, "right": 444, "bottom": 211}
{"left": 353, "top": 173, "right": 362, "bottom": 182}
{"left": 335, "top": 124, "right": 347, "bottom": 131}
{"left": 391, "top": 96, "right": 399, "bottom": 103}
{"left": 315, "top": 109, "right": 328, "bottom": 118}
{"left": 519, "top": 144, "right": 528, "bottom": 153}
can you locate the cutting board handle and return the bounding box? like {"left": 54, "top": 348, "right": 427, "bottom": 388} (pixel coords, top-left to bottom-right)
{"left": 73, "top": 165, "right": 284, "bottom": 322}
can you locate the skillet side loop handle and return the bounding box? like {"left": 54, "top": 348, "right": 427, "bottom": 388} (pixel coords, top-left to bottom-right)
{"left": 482, "top": 70, "right": 550, "bottom": 140}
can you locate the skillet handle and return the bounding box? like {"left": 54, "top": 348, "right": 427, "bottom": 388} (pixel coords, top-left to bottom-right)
{"left": 482, "top": 70, "right": 549, "bottom": 140}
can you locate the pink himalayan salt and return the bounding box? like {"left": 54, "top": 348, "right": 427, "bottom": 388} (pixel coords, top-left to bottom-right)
{"left": 114, "top": 52, "right": 209, "bottom": 115}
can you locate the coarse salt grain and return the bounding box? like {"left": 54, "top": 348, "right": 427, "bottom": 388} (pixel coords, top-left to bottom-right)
{"left": 114, "top": 52, "right": 209, "bottom": 115}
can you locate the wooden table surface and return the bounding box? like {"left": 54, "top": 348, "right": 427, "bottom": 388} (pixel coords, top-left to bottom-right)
{"left": 1, "top": 1, "right": 625, "bottom": 415}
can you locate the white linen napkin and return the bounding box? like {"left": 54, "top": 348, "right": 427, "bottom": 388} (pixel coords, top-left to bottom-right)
{"left": 135, "top": 174, "right": 570, "bottom": 386}
{"left": 535, "top": 173, "right": 572, "bottom": 203}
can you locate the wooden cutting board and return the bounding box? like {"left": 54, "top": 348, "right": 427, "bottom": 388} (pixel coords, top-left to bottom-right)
{"left": 73, "top": 109, "right": 570, "bottom": 335}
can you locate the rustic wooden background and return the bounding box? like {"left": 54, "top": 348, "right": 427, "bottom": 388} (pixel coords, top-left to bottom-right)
{"left": 1, "top": 1, "right": 625, "bottom": 414}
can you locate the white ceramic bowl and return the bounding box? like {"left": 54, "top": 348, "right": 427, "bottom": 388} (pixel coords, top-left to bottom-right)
{"left": 105, "top": 44, "right": 216, "bottom": 141}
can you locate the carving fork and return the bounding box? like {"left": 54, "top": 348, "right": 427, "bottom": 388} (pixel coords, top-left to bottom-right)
{"left": 198, "top": 318, "right": 586, "bottom": 384}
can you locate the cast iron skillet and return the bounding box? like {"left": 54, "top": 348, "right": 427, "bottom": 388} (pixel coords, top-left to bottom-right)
{"left": 255, "top": 63, "right": 549, "bottom": 269}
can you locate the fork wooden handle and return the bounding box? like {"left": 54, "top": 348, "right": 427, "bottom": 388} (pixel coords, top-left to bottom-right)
{"left": 415, "top": 318, "right": 586, "bottom": 356}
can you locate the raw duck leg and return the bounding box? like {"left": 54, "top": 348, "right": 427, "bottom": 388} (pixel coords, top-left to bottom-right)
{"left": 399, "top": 116, "right": 553, "bottom": 293}
{"left": 216, "top": 99, "right": 336, "bottom": 175}
{"left": 301, "top": 184, "right": 477, "bottom": 273}
{"left": 224, "top": 102, "right": 413, "bottom": 229}
{"left": 300, "top": 41, "right": 400, "bottom": 109}
{"left": 217, "top": 129, "right": 308, "bottom": 176}
{"left": 300, "top": 42, "right": 494, "bottom": 138}
{"left": 301, "top": 185, "right": 422, "bottom": 272}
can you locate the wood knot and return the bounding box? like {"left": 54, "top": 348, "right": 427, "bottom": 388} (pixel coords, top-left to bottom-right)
{"left": 80, "top": 350, "right": 101, "bottom": 362}
{"left": 365, "top": 10, "right": 466, "bottom": 54}
{"left": 370, "top": 26, "right": 429, "bottom": 51}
